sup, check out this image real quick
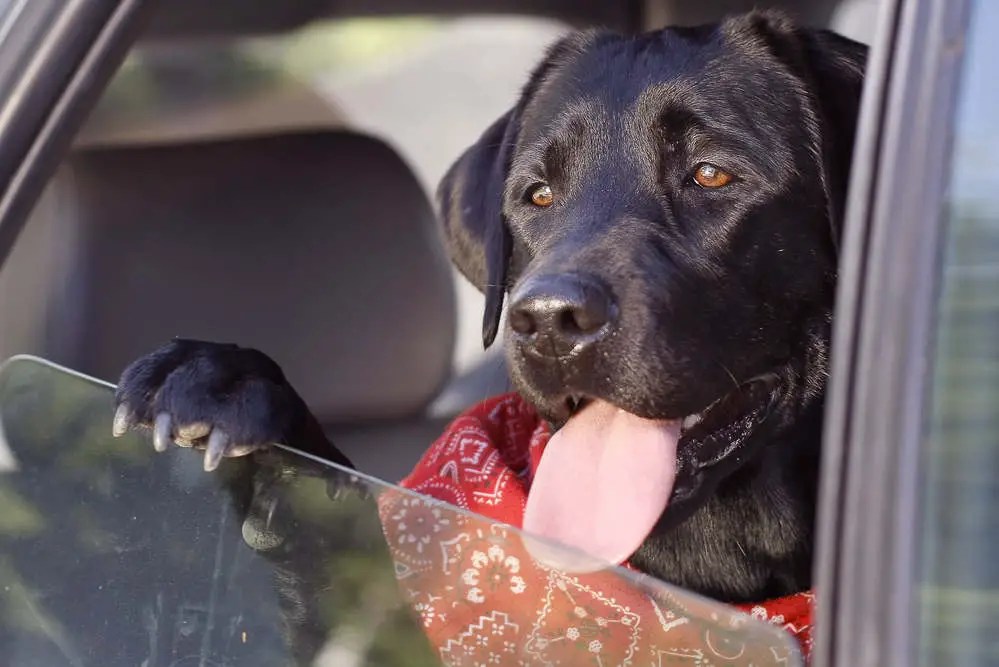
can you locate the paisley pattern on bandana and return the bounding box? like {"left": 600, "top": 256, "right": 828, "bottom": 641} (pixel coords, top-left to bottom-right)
{"left": 378, "top": 392, "right": 814, "bottom": 666}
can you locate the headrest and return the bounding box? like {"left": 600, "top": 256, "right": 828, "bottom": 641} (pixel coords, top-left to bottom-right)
{"left": 6, "top": 131, "right": 456, "bottom": 423}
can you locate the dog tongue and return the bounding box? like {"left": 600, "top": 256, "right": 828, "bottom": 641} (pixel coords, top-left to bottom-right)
{"left": 523, "top": 400, "right": 680, "bottom": 568}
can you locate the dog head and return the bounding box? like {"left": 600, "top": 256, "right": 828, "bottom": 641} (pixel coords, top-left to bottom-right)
{"left": 437, "top": 11, "right": 866, "bottom": 568}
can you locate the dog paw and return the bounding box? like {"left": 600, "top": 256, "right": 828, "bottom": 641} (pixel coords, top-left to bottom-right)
{"left": 113, "top": 339, "right": 311, "bottom": 471}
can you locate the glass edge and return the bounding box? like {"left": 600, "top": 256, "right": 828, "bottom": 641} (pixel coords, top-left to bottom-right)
{"left": 0, "top": 353, "right": 806, "bottom": 656}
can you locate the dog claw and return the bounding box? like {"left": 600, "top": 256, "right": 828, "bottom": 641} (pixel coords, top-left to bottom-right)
{"left": 153, "top": 413, "right": 172, "bottom": 453}
{"left": 204, "top": 429, "right": 229, "bottom": 472}
{"left": 112, "top": 403, "right": 135, "bottom": 438}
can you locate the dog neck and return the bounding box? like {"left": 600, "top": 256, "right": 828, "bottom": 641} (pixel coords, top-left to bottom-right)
{"left": 630, "top": 377, "right": 825, "bottom": 603}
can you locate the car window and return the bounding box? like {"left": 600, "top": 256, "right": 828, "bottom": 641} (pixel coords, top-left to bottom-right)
{"left": 0, "top": 356, "right": 803, "bottom": 666}
{"left": 915, "top": 1, "right": 999, "bottom": 664}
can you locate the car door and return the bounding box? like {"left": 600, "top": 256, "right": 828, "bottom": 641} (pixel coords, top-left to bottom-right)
{"left": 812, "top": 0, "right": 999, "bottom": 665}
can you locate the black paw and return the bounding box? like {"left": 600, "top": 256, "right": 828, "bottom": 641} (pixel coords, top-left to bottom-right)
{"left": 113, "top": 339, "right": 311, "bottom": 471}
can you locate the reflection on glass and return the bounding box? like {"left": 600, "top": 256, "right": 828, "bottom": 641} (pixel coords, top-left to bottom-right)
{"left": 916, "top": 1, "right": 999, "bottom": 665}
{"left": 0, "top": 356, "right": 802, "bottom": 666}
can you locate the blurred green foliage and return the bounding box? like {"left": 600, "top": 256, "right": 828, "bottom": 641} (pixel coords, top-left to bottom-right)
{"left": 242, "top": 17, "right": 443, "bottom": 79}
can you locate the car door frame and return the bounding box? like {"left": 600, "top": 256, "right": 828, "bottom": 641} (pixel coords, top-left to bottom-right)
{"left": 812, "top": 0, "right": 975, "bottom": 665}
{"left": 0, "top": 0, "right": 153, "bottom": 272}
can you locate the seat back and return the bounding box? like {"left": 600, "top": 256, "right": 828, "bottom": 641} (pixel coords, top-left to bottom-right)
{"left": 0, "top": 130, "right": 457, "bottom": 424}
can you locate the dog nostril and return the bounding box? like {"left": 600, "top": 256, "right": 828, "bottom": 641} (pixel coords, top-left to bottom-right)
{"left": 509, "top": 273, "right": 616, "bottom": 348}
{"left": 562, "top": 291, "right": 613, "bottom": 334}
{"left": 509, "top": 307, "right": 537, "bottom": 336}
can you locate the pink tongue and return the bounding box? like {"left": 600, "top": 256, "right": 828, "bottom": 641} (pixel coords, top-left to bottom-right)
{"left": 522, "top": 400, "right": 680, "bottom": 567}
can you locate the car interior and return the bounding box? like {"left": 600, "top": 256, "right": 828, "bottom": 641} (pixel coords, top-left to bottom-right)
{"left": 0, "top": 0, "right": 883, "bottom": 484}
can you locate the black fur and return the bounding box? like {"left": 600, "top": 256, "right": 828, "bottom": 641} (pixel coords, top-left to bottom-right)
{"left": 436, "top": 10, "right": 865, "bottom": 601}
{"left": 114, "top": 9, "right": 867, "bottom": 658}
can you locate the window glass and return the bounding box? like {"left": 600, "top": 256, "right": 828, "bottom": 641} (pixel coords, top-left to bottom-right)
{"left": 916, "top": 1, "right": 999, "bottom": 665}
{"left": 0, "top": 356, "right": 803, "bottom": 666}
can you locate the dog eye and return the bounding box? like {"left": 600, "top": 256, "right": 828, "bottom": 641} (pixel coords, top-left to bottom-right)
{"left": 529, "top": 184, "right": 554, "bottom": 207}
{"left": 692, "top": 163, "right": 734, "bottom": 188}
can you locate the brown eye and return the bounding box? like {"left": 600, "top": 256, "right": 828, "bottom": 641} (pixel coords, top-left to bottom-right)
{"left": 692, "top": 163, "right": 733, "bottom": 188}
{"left": 530, "top": 184, "right": 554, "bottom": 207}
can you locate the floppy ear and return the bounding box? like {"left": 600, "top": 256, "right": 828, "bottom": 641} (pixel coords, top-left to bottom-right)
{"left": 743, "top": 11, "right": 868, "bottom": 251}
{"left": 436, "top": 30, "right": 602, "bottom": 349}
{"left": 796, "top": 28, "right": 867, "bottom": 250}
{"left": 436, "top": 109, "right": 520, "bottom": 349}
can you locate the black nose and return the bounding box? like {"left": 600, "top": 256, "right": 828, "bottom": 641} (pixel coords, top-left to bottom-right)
{"left": 508, "top": 273, "right": 617, "bottom": 356}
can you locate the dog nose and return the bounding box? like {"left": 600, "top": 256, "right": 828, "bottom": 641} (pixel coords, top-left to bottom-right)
{"left": 508, "top": 273, "right": 616, "bottom": 355}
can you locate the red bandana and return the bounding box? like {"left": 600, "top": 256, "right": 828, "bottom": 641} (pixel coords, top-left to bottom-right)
{"left": 377, "top": 392, "right": 814, "bottom": 665}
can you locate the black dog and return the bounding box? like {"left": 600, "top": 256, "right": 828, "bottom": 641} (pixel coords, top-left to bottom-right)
{"left": 114, "top": 7, "right": 866, "bottom": 640}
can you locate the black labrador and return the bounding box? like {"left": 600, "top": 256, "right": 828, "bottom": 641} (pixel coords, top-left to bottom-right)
{"left": 113, "top": 7, "right": 866, "bottom": 652}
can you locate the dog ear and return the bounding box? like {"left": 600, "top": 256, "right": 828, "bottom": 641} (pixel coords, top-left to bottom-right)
{"left": 436, "top": 109, "right": 519, "bottom": 349}
{"left": 436, "top": 31, "right": 601, "bottom": 349}
{"left": 796, "top": 27, "right": 867, "bottom": 251}
{"left": 740, "top": 11, "right": 868, "bottom": 251}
